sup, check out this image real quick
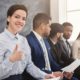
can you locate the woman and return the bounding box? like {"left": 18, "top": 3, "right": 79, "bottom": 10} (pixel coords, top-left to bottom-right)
{"left": 0, "top": 4, "right": 55, "bottom": 80}
{"left": 72, "top": 33, "right": 80, "bottom": 59}
{"left": 72, "top": 33, "right": 80, "bottom": 80}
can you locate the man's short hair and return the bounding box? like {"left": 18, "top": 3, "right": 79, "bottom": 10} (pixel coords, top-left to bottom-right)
{"left": 49, "top": 23, "right": 63, "bottom": 38}
{"left": 33, "top": 13, "right": 51, "bottom": 30}
{"left": 62, "top": 22, "right": 73, "bottom": 28}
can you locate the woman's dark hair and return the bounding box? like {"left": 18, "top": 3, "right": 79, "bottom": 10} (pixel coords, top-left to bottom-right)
{"left": 7, "top": 4, "right": 28, "bottom": 25}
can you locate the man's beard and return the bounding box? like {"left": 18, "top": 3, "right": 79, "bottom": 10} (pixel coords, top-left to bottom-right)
{"left": 58, "top": 37, "right": 61, "bottom": 41}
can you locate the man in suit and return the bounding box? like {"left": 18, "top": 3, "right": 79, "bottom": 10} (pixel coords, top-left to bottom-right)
{"left": 47, "top": 23, "right": 64, "bottom": 67}
{"left": 57, "top": 22, "right": 74, "bottom": 67}
{"left": 57, "top": 22, "right": 80, "bottom": 79}
{"left": 23, "top": 13, "right": 63, "bottom": 80}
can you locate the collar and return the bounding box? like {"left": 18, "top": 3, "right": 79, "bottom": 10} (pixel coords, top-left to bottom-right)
{"left": 4, "top": 28, "right": 19, "bottom": 39}
{"left": 50, "top": 38, "right": 56, "bottom": 45}
{"left": 61, "top": 36, "right": 67, "bottom": 42}
{"left": 32, "top": 30, "right": 43, "bottom": 41}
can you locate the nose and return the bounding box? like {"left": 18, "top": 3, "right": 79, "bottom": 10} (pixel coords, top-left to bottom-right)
{"left": 49, "top": 26, "right": 51, "bottom": 31}
{"left": 16, "top": 20, "right": 24, "bottom": 27}
{"left": 19, "top": 18, "right": 24, "bottom": 23}
{"left": 18, "top": 18, "right": 25, "bottom": 24}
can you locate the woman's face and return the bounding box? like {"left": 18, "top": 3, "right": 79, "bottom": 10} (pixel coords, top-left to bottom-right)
{"left": 7, "top": 9, "right": 27, "bottom": 34}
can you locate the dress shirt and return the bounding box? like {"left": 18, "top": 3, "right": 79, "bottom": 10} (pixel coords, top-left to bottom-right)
{"left": 33, "top": 31, "right": 51, "bottom": 71}
{"left": 0, "top": 29, "right": 46, "bottom": 80}
{"left": 50, "top": 38, "right": 56, "bottom": 45}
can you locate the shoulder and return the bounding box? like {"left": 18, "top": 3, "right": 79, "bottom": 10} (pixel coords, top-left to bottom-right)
{"left": 73, "top": 39, "right": 80, "bottom": 47}
{"left": 0, "top": 32, "right": 8, "bottom": 44}
{"left": 0, "top": 32, "right": 6, "bottom": 38}
{"left": 26, "top": 32, "right": 37, "bottom": 43}
{"left": 27, "top": 32, "right": 35, "bottom": 39}
{"left": 18, "top": 34, "right": 26, "bottom": 40}
{"left": 73, "top": 39, "right": 80, "bottom": 45}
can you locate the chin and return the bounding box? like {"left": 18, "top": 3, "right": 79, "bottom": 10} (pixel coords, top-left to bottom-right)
{"left": 18, "top": 27, "right": 23, "bottom": 31}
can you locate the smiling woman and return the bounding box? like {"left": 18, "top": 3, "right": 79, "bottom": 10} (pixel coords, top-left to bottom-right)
{"left": 7, "top": 4, "right": 28, "bottom": 34}
{"left": 0, "top": 4, "right": 28, "bottom": 80}
{"left": 7, "top": 9, "right": 27, "bottom": 34}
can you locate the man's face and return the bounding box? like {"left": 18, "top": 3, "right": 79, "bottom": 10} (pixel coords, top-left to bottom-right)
{"left": 63, "top": 26, "right": 73, "bottom": 39}
{"left": 41, "top": 21, "right": 51, "bottom": 37}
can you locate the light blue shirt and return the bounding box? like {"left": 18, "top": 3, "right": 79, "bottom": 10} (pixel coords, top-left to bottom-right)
{"left": 0, "top": 29, "right": 46, "bottom": 80}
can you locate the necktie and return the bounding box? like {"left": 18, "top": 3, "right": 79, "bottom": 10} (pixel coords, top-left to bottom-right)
{"left": 66, "top": 40, "right": 71, "bottom": 57}
{"left": 40, "top": 39, "right": 51, "bottom": 71}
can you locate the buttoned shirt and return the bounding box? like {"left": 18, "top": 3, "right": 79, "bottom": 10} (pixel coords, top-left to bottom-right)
{"left": 0, "top": 29, "right": 46, "bottom": 80}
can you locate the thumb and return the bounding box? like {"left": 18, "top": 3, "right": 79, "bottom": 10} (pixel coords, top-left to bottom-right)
{"left": 13, "top": 44, "right": 18, "bottom": 53}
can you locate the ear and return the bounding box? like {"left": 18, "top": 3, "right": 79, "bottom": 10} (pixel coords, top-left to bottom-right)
{"left": 40, "top": 23, "right": 45, "bottom": 29}
{"left": 57, "top": 32, "right": 60, "bottom": 38}
{"left": 7, "top": 16, "right": 10, "bottom": 23}
{"left": 39, "top": 23, "right": 44, "bottom": 30}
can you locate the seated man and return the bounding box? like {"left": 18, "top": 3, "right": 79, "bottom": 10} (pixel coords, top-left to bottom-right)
{"left": 57, "top": 22, "right": 80, "bottom": 79}
{"left": 23, "top": 13, "right": 63, "bottom": 80}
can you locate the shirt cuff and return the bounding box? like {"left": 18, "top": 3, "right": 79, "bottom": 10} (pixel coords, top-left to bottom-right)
{"left": 41, "top": 71, "right": 48, "bottom": 79}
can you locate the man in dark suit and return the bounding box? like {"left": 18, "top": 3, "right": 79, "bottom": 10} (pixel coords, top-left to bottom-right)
{"left": 57, "top": 22, "right": 80, "bottom": 79}
{"left": 47, "top": 23, "right": 64, "bottom": 67}
{"left": 57, "top": 22, "right": 74, "bottom": 67}
{"left": 23, "top": 13, "right": 63, "bottom": 80}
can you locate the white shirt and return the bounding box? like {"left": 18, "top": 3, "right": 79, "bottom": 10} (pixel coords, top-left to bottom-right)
{"left": 0, "top": 29, "right": 46, "bottom": 80}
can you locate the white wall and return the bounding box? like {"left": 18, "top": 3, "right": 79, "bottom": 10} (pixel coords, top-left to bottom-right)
{"left": 50, "top": 0, "right": 67, "bottom": 23}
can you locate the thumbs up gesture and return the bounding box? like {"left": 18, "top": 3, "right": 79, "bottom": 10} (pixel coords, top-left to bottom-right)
{"left": 9, "top": 45, "right": 23, "bottom": 62}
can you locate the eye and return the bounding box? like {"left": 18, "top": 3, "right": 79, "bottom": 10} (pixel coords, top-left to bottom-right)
{"left": 14, "top": 14, "right": 26, "bottom": 21}
{"left": 15, "top": 15, "right": 20, "bottom": 19}
{"left": 22, "top": 17, "right": 26, "bottom": 21}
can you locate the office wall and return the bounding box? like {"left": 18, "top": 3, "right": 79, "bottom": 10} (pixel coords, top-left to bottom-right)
{"left": 0, "top": 0, "right": 50, "bottom": 36}
{"left": 50, "top": 0, "right": 67, "bottom": 23}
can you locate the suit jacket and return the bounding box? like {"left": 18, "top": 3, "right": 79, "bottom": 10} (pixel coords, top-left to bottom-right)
{"left": 27, "top": 32, "right": 61, "bottom": 71}
{"left": 47, "top": 38, "right": 64, "bottom": 67}
{"left": 57, "top": 40, "right": 80, "bottom": 79}
{"left": 57, "top": 39, "right": 74, "bottom": 67}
